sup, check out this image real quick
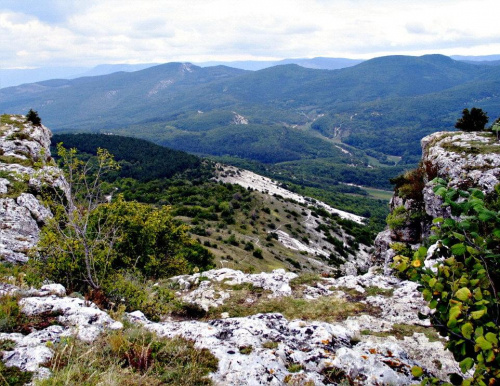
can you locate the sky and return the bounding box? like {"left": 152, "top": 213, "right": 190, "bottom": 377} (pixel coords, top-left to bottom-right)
{"left": 1, "top": 0, "right": 499, "bottom": 69}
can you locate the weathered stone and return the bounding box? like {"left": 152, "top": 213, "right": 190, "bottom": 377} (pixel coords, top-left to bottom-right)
{"left": 128, "top": 308, "right": 454, "bottom": 385}
{"left": 20, "top": 295, "right": 123, "bottom": 342}
{"left": 0, "top": 198, "right": 39, "bottom": 263}
{"left": 0, "top": 288, "right": 123, "bottom": 379}
{"left": 171, "top": 268, "right": 299, "bottom": 310}
{"left": 0, "top": 117, "right": 70, "bottom": 263}
{"left": 16, "top": 193, "right": 52, "bottom": 225}
{"left": 373, "top": 130, "right": 500, "bottom": 266}
{"left": 0, "top": 178, "right": 9, "bottom": 194}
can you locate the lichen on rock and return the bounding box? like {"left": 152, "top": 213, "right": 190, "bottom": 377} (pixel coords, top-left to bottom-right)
{"left": 0, "top": 114, "right": 70, "bottom": 263}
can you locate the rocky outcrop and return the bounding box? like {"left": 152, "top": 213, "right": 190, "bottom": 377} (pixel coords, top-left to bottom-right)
{"left": 0, "top": 269, "right": 457, "bottom": 383}
{"left": 0, "top": 284, "right": 123, "bottom": 379}
{"left": 127, "top": 268, "right": 457, "bottom": 385}
{"left": 0, "top": 114, "right": 70, "bottom": 263}
{"left": 171, "top": 268, "right": 298, "bottom": 310}
{"left": 374, "top": 130, "right": 500, "bottom": 265}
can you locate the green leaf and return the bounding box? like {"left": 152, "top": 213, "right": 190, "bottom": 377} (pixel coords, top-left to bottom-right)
{"left": 411, "top": 365, "right": 423, "bottom": 377}
{"left": 476, "top": 336, "right": 493, "bottom": 350}
{"left": 452, "top": 232, "right": 465, "bottom": 241}
{"left": 485, "top": 349, "right": 495, "bottom": 363}
{"left": 485, "top": 332, "right": 498, "bottom": 345}
{"left": 466, "top": 246, "right": 478, "bottom": 255}
{"left": 455, "top": 287, "right": 471, "bottom": 302}
{"left": 471, "top": 309, "right": 486, "bottom": 320}
{"left": 429, "top": 278, "right": 437, "bottom": 288}
{"left": 417, "top": 246, "right": 427, "bottom": 258}
{"left": 434, "top": 187, "right": 447, "bottom": 196}
{"left": 449, "top": 306, "right": 462, "bottom": 320}
{"left": 433, "top": 217, "right": 444, "bottom": 224}
{"left": 470, "top": 189, "right": 484, "bottom": 199}
{"left": 422, "top": 288, "right": 432, "bottom": 302}
{"left": 459, "top": 357, "right": 474, "bottom": 373}
{"left": 461, "top": 323, "right": 474, "bottom": 340}
{"left": 477, "top": 209, "right": 496, "bottom": 222}
{"left": 451, "top": 243, "right": 466, "bottom": 255}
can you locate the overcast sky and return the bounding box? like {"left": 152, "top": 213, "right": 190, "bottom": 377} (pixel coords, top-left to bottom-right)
{"left": 1, "top": 0, "right": 499, "bottom": 68}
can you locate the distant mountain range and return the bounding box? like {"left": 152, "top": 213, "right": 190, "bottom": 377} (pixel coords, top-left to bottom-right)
{"left": 1, "top": 54, "right": 500, "bottom": 192}
{"left": 2, "top": 54, "right": 498, "bottom": 89}
{"left": 0, "top": 58, "right": 361, "bottom": 89}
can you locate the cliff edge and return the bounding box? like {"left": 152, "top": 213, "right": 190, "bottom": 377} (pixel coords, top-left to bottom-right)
{"left": 0, "top": 114, "right": 69, "bottom": 263}
{"left": 374, "top": 130, "right": 500, "bottom": 268}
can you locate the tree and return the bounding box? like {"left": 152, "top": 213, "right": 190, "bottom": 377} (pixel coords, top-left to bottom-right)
{"left": 455, "top": 107, "right": 489, "bottom": 132}
{"left": 36, "top": 143, "right": 121, "bottom": 290}
{"left": 26, "top": 109, "right": 41, "bottom": 126}
{"left": 35, "top": 144, "right": 214, "bottom": 293}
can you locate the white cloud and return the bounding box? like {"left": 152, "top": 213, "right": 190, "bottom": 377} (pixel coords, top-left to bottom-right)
{"left": 1, "top": 0, "right": 499, "bottom": 68}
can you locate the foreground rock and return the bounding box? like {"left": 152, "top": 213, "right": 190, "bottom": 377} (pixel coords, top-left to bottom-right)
{"left": 0, "top": 267, "right": 458, "bottom": 384}
{"left": 0, "top": 284, "right": 122, "bottom": 378}
{"left": 136, "top": 268, "right": 457, "bottom": 384}
{"left": 0, "top": 115, "right": 70, "bottom": 263}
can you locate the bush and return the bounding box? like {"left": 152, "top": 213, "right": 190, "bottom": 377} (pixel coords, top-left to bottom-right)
{"left": 393, "top": 180, "right": 500, "bottom": 384}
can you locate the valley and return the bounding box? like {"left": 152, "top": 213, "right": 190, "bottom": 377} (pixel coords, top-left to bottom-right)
{"left": 2, "top": 55, "right": 500, "bottom": 200}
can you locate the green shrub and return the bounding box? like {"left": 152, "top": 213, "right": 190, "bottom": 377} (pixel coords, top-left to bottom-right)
{"left": 0, "top": 360, "right": 33, "bottom": 386}
{"left": 25, "top": 109, "right": 41, "bottom": 126}
{"left": 393, "top": 180, "right": 500, "bottom": 384}
{"left": 252, "top": 248, "right": 263, "bottom": 259}
{"left": 386, "top": 205, "right": 408, "bottom": 230}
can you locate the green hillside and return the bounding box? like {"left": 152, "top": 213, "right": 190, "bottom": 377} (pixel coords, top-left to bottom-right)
{"left": 50, "top": 134, "right": 385, "bottom": 274}
{"left": 3, "top": 54, "right": 500, "bottom": 190}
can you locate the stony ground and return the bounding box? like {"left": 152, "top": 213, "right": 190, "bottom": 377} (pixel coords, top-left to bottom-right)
{"left": 1, "top": 268, "right": 459, "bottom": 385}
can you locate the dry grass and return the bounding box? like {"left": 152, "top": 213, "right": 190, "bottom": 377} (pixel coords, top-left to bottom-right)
{"left": 205, "top": 287, "right": 374, "bottom": 322}
{"left": 37, "top": 327, "right": 218, "bottom": 386}
{"left": 360, "top": 323, "right": 444, "bottom": 343}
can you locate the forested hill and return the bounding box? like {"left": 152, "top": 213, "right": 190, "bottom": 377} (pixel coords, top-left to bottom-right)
{"left": 1, "top": 54, "right": 499, "bottom": 163}
{"left": 52, "top": 133, "right": 203, "bottom": 181}
{"left": 4, "top": 54, "right": 500, "bottom": 193}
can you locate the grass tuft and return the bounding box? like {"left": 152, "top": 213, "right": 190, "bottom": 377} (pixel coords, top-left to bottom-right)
{"left": 38, "top": 327, "right": 218, "bottom": 385}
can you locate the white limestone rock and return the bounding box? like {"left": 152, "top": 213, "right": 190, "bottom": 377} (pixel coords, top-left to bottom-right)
{"left": 16, "top": 193, "right": 53, "bottom": 224}
{"left": 0, "top": 178, "right": 9, "bottom": 194}
{"left": 171, "top": 268, "right": 299, "bottom": 310}
{"left": 128, "top": 310, "right": 450, "bottom": 385}
{"left": 0, "top": 198, "right": 39, "bottom": 263}
{"left": 39, "top": 283, "right": 66, "bottom": 297}
{"left": 373, "top": 130, "right": 500, "bottom": 265}
{"left": 0, "top": 285, "right": 123, "bottom": 378}
{"left": 0, "top": 326, "right": 65, "bottom": 374}
{"left": 20, "top": 295, "right": 123, "bottom": 342}
{"left": 0, "top": 117, "right": 70, "bottom": 263}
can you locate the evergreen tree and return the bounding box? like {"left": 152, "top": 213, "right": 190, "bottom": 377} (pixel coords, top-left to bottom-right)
{"left": 455, "top": 107, "right": 489, "bottom": 132}
{"left": 26, "top": 109, "right": 41, "bottom": 126}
